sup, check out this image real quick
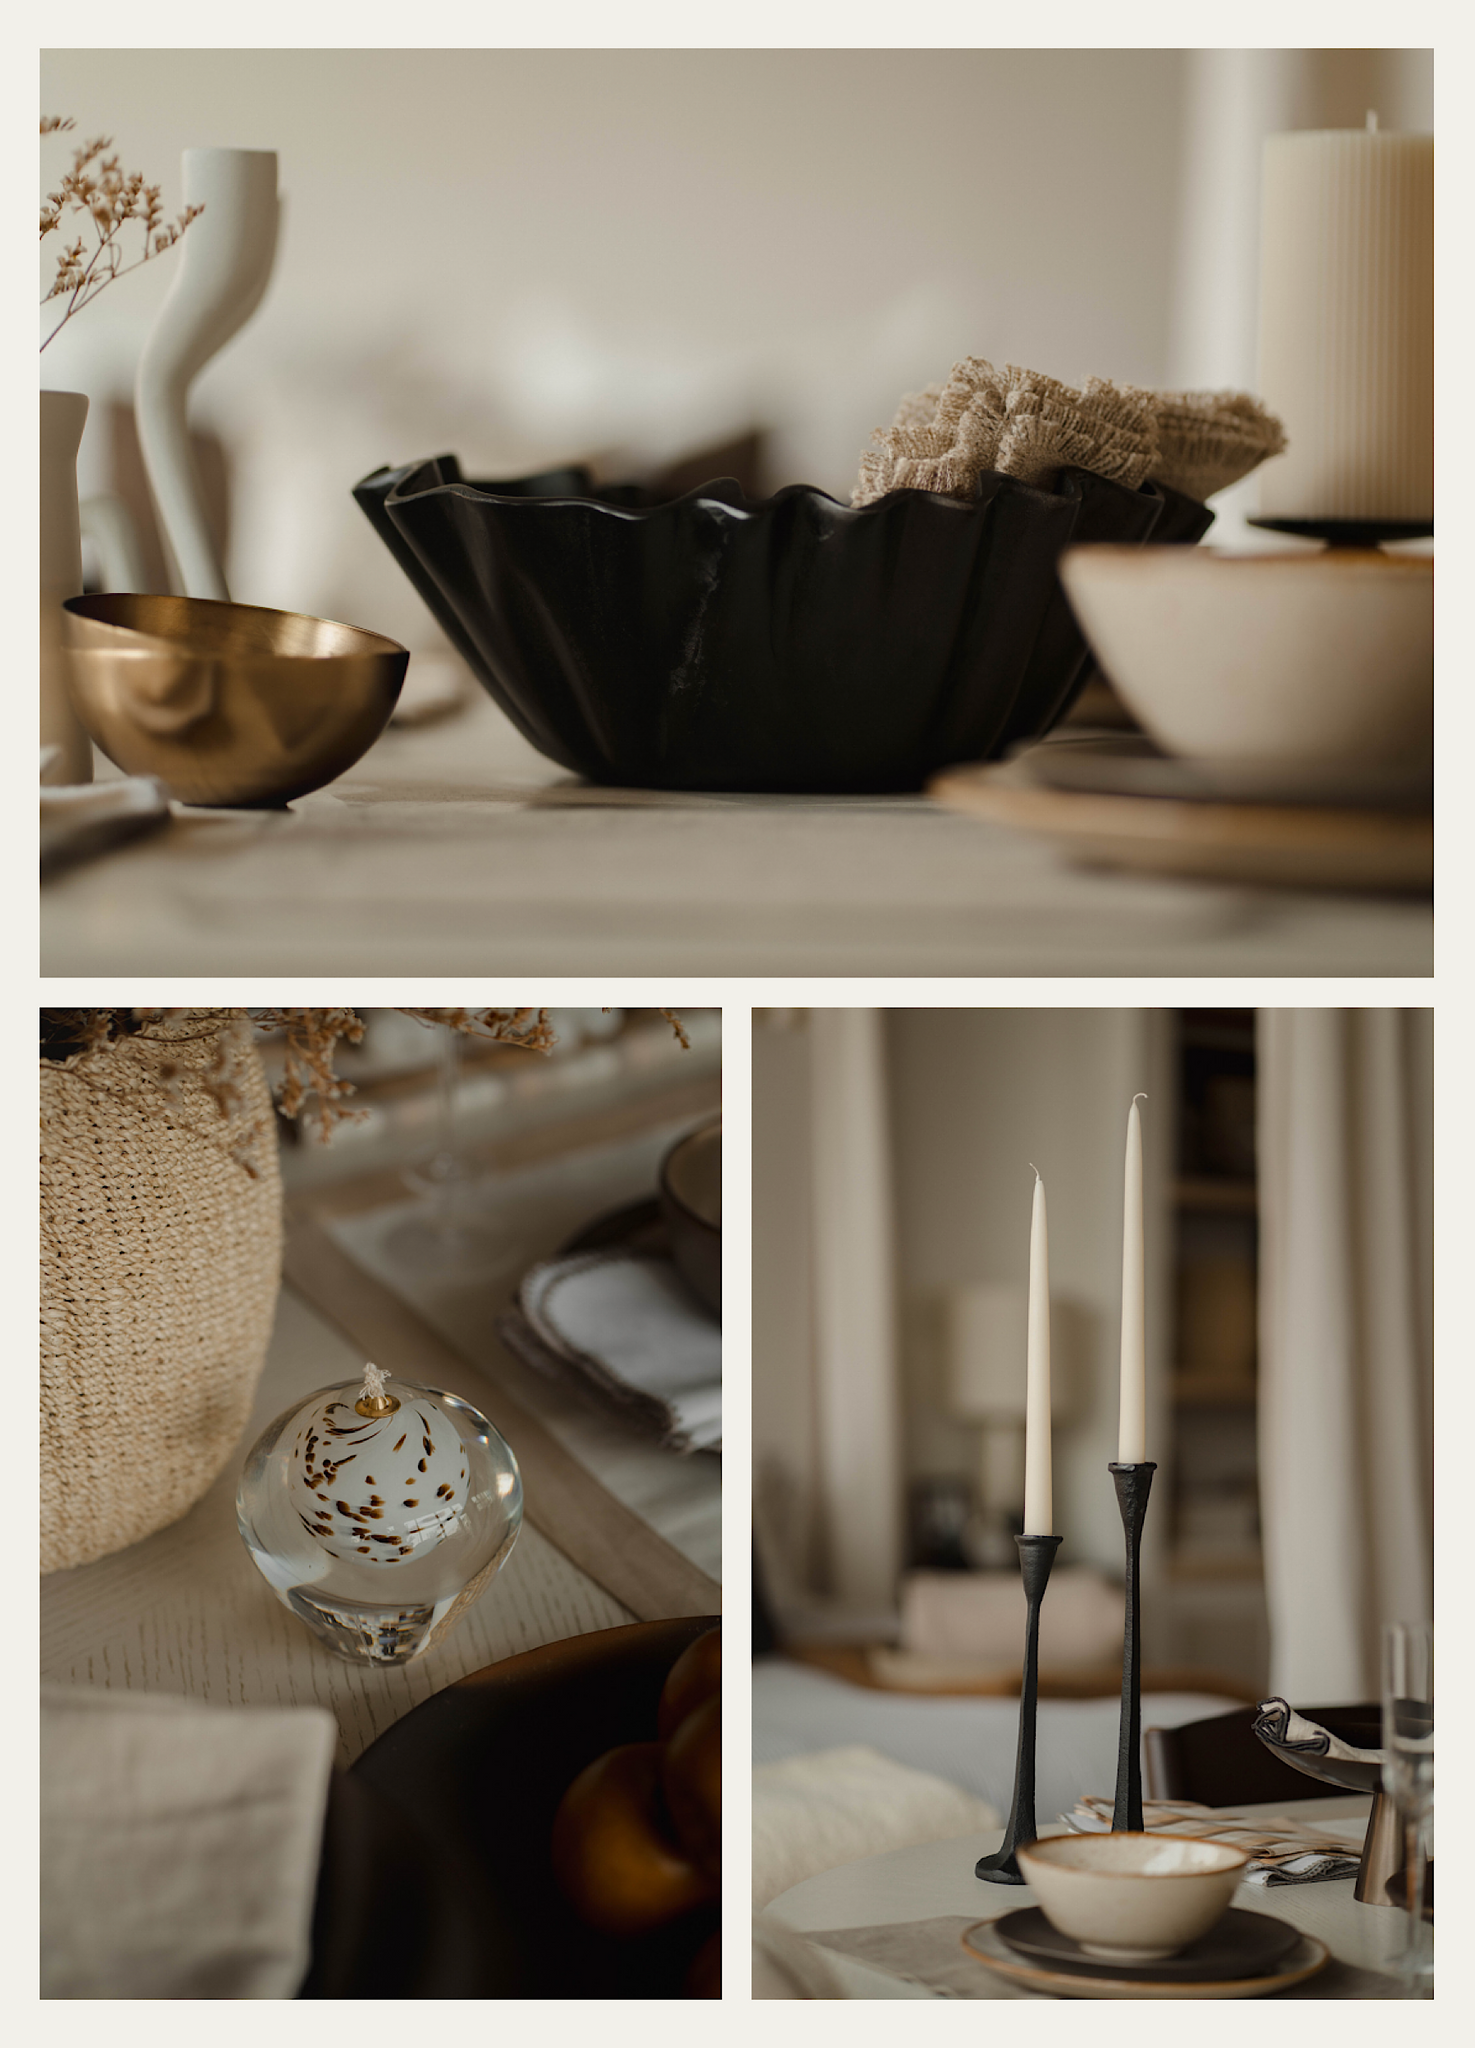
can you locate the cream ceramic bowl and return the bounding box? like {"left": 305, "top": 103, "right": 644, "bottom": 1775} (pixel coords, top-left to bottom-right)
{"left": 1059, "top": 546, "right": 1432, "bottom": 788}
{"left": 1015, "top": 1832, "right": 1249, "bottom": 1963}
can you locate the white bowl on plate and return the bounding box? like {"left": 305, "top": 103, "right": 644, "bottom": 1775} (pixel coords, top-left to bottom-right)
{"left": 1059, "top": 546, "right": 1432, "bottom": 788}
{"left": 1015, "top": 1831, "right": 1249, "bottom": 1962}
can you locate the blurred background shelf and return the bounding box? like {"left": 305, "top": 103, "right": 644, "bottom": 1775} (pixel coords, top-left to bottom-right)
{"left": 1162, "top": 1007, "right": 1266, "bottom": 1690}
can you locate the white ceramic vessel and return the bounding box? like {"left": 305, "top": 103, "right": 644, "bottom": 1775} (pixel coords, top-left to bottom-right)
{"left": 135, "top": 148, "right": 279, "bottom": 600}
{"left": 1060, "top": 545, "right": 1433, "bottom": 787}
{"left": 1015, "top": 1831, "right": 1249, "bottom": 1962}
{"left": 40, "top": 390, "right": 93, "bottom": 784}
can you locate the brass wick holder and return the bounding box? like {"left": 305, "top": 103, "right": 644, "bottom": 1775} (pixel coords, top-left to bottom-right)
{"left": 355, "top": 1363, "right": 400, "bottom": 1418}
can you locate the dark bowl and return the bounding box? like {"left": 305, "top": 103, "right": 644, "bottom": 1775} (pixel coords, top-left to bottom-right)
{"left": 354, "top": 457, "right": 1209, "bottom": 793}
{"left": 307, "top": 1617, "right": 720, "bottom": 1996}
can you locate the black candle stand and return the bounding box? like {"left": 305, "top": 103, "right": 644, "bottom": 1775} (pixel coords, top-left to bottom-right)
{"left": 975, "top": 1531, "right": 1063, "bottom": 1884}
{"left": 1109, "top": 1461, "right": 1156, "bottom": 1832}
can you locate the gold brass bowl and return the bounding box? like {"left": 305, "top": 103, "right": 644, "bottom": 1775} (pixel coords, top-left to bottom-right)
{"left": 63, "top": 593, "right": 408, "bottom": 806}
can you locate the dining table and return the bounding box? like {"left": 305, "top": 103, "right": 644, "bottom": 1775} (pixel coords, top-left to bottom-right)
{"left": 41, "top": 686, "right": 1431, "bottom": 977}
{"left": 762, "top": 1796, "right": 1415, "bottom": 1998}
{"left": 40, "top": 1042, "right": 722, "bottom": 1763}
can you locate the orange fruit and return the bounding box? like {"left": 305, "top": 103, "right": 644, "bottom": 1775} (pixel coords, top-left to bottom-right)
{"left": 657, "top": 1625, "right": 721, "bottom": 1741}
{"left": 661, "top": 1696, "right": 720, "bottom": 1879}
{"left": 551, "top": 1741, "right": 716, "bottom": 1937}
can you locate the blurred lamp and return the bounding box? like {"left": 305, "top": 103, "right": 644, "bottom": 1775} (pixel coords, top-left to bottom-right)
{"left": 945, "top": 1283, "right": 1072, "bottom": 1563}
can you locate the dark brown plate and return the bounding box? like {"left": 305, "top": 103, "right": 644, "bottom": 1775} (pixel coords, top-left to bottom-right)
{"left": 994, "top": 1905, "right": 1300, "bottom": 1981}
{"left": 305, "top": 1617, "right": 719, "bottom": 1997}
{"left": 962, "top": 1919, "right": 1330, "bottom": 2000}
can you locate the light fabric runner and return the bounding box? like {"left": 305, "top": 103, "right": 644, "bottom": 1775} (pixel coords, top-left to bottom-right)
{"left": 285, "top": 1213, "right": 719, "bottom": 1618}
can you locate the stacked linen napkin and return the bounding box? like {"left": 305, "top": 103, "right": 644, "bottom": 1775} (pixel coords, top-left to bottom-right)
{"left": 498, "top": 1246, "right": 721, "bottom": 1453}
{"left": 41, "top": 1684, "right": 336, "bottom": 1997}
{"left": 1063, "top": 1795, "right": 1361, "bottom": 1885}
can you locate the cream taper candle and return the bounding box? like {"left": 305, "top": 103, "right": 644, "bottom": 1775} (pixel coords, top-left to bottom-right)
{"left": 1022, "top": 1167, "right": 1052, "bottom": 1534}
{"left": 1257, "top": 120, "right": 1433, "bottom": 522}
{"left": 1118, "top": 1097, "right": 1146, "bottom": 1463}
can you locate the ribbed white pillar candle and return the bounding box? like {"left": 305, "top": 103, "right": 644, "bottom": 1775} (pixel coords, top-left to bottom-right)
{"left": 1257, "top": 125, "right": 1433, "bottom": 522}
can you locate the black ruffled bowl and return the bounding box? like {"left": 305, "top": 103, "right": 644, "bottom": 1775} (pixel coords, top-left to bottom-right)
{"left": 353, "top": 457, "right": 1210, "bottom": 793}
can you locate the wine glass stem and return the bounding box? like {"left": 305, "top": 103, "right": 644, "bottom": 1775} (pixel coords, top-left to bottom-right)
{"left": 1403, "top": 1813, "right": 1422, "bottom": 1981}
{"left": 431, "top": 1026, "right": 464, "bottom": 1228}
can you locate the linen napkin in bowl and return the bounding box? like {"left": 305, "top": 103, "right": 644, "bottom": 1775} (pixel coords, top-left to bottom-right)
{"left": 1063, "top": 1794, "right": 1362, "bottom": 1885}
{"left": 852, "top": 358, "right": 1285, "bottom": 507}
{"left": 498, "top": 1246, "right": 721, "bottom": 1453}
{"left": 41, "top": 1684, "right": 336, "bottom": 1997}
{"left": 1254, "top": 1696, "right": 1387, "bottom": 1769}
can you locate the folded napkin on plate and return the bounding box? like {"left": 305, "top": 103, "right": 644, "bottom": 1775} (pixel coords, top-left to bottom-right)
{"left": 1254, "top": 1696, "right": 1387, "bottom": 1767}
{"left": 41, "top": 760, "right": 170, "bottom": 878}
{"left": 498, "top": 1247, "right": 721, "bottom": 1452}
{"left": 1064, "top": 1795, "right": 1362, "bottom": 1885}
{"left": 41, "top": 1684, "right": 336, "bottom": 1998}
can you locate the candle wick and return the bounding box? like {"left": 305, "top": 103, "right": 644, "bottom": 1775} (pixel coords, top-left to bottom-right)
{"left": 1029, "top": 1161, "right": 1041, "bottom": 1182}
{"left": 1366, "top": 109, "right": 1379, "bottom": 132}
{"left": 1131, "top": 1093, "right": 1147, "bottom": 1108}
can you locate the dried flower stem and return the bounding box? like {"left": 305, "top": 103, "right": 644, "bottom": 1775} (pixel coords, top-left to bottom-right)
{"left": 40, "top": 117, "right": 203, "bottom": 352}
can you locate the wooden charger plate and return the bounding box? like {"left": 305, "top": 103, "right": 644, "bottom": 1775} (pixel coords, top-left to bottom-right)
{"left": 930, "top": 760, "right": 1432, "bottom": 894}
{"left": 961, "top": 1916, "right": 1330, "bottom": 1999}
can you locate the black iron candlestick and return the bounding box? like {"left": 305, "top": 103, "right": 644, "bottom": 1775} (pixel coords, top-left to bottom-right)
{"left": 976, "top": 1531, "right": 1063, "bottom": 1884}
{"left": 1110, "top": 1461, "right": 1156, "bottom": 1832}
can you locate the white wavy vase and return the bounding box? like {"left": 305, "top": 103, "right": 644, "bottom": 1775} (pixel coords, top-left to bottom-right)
{"left": 135, "top": 148, "right": 280, "bottom": 601}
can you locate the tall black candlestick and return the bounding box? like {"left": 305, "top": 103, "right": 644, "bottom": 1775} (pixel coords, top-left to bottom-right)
{"left": 976, "top": 1531, "right": 1063, "bottom": 1884}
{"left": 1110, "top": 1461, "right": 1156, "bottom": 1832}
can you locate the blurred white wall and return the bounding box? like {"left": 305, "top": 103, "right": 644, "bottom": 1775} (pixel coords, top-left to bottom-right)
{"left": 40, "top": 48, "right": 1430, "bottom": 632}
{"left": 886, "top": 1009, "right": 1175, "bottom": 1583}
{"left": 754, "top": 1007, "right": 1177, "bottom": 1627}
{"left": 40, "top": 47, "right": 1188, "bottom": 639}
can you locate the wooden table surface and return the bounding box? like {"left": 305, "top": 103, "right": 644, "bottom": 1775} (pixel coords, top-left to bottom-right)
{"left": 41, "top": 1060, "right": 722, "bottom": 1766}
{"left": 41, "top": 689, "right": 1432, "bottom": 976}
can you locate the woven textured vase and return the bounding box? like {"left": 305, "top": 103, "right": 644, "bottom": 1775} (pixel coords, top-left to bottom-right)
{"left": 40, "top": 1015, "right": 283, "bottom": 1573}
